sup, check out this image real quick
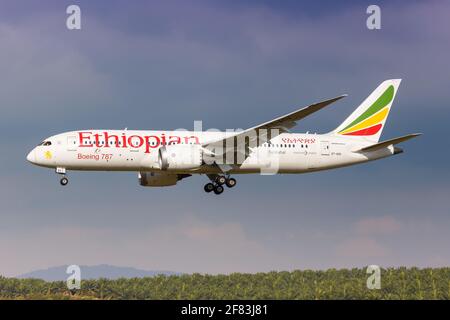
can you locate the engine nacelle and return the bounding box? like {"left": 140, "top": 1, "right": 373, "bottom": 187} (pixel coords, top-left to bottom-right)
{"left": 138, "top": 172, "right": 178, "bottom": 187}
{"left": 158, "top": 144, "right": 203, "bottom": 170}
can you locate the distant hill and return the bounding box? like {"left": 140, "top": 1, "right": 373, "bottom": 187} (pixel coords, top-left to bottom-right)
{"left": 17, "top": 264, "right": 179, "bottom": 281}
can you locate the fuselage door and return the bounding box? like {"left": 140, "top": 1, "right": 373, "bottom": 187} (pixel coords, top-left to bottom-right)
{"left": 67, "top": 136, "right": 77, "bottom": 151}
{"left": 320, "top": 141, "right": 330, "bottom": 156}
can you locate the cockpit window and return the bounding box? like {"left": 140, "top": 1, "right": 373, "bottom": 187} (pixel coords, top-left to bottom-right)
{"left": 38, "top": 141, "right": 52, "bottom": 146}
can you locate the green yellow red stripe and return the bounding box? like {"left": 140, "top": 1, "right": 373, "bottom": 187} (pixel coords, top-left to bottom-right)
{"left": 342, "top": 123, "right": 382, "bottom": 136}
{"left": 339, "top": 85, "right": 394, "bottom": 136}
{"left": 339, "top": 107, "right": 389, "bottom": 135}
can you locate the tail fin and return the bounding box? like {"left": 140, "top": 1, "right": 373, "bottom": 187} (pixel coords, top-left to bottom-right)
{"left": 332, "top": 79, "right": 402, "bottom": 142}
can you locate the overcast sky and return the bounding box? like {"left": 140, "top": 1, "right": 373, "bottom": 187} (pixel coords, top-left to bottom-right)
{"left": 0, "top": 0, "right": 449, "bottom": 277}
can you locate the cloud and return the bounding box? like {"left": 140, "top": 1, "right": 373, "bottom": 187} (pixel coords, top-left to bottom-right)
{"left": 334, "top": 216, "right": 400, "bottom": 262}
{"left": 355, "top": 216, "right": 402, "bottom": 235}
{"left": 335, "top": 237, "right": 389, "bottom": 259}
{"left": 2, "top": 0, "right": 450, "bottom": 129}
{"left": 0, "top": 217, "right": 281, "bottom": 277}
{"left": 0, "top": 22, "right": 114, "bottom": 123}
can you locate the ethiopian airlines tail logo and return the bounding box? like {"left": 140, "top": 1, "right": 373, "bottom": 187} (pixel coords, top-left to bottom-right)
{"left": 339, "top": 85, "right": 394, "bottom": 136}
{"left": 44, "top": 151, "right": 53, "bottom": 160}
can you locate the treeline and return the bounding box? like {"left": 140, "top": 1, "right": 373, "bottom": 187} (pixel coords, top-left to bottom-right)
{"left": 1, "top": 267, "right": 449, "bottom": 299}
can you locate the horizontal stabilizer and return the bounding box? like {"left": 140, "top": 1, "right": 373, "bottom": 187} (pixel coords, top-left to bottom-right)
{"left": 355, "top": 133, "right": 422, "bottom": 153}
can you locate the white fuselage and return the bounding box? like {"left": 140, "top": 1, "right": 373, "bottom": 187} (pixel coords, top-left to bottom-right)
{"left": 26, "top": 129, "right": 395, "bottom": 174}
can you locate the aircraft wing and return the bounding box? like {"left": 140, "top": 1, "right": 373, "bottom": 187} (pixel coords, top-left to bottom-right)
{"left": 202, "top": 94, "right": 347, "bottom": 168}
{"left": 241, "top": 94, "right": 348, "bottom": 134}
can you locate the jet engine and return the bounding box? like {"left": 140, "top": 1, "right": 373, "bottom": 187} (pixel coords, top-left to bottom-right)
{"left": 158, "top": 144, "right": 203, "bottom": 170}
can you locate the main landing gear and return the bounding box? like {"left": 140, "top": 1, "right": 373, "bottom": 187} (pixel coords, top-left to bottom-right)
{"left": 56, "top": 167, "right": 68, "bottom": 186}
{"left": 204, "top": 175, "right": 236, "bottom": 195}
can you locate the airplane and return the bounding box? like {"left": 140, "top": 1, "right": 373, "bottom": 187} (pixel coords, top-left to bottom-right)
{"left": 26, "top": 79, "right": 420, "bottom": 195}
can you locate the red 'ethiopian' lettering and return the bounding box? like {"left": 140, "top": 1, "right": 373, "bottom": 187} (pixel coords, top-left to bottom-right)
{"left": 128, "top": 135, "right": 144, "bottom": 148}
{"left": 79, "top": 131, "right": 93, "bottom": 147}
{"left": 78, "top": 131, "right": 197, "bottom": 154}
{"left": 144, "top": 135, "right": 160, "bottom": 153}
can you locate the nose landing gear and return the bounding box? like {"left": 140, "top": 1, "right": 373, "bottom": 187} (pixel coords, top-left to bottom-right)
{"left": 60, "top": 176, "right": 69, "bottom": 186}
{"left": 56, "top": 167, "right": 68, "bottom": 186}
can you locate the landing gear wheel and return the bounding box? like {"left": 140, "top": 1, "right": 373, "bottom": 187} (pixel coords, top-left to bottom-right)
{"left": 225, "top": 178, "right": 236, "bottom": 188}
{"left": 216, "top": 176, "right": 226, "bottom": 185}
{"left": 204, "top": 183, "right": 214, "bottom": 193}
{"left": 60, "top": 177, "right": 69, "bottom": 186}
{"left": 213, "top": 185, "right": 224, "bottom": 195}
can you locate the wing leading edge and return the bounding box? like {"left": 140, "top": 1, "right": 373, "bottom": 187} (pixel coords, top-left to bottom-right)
{"left": 203, "top": 94, "right": 348, "bottom": 148}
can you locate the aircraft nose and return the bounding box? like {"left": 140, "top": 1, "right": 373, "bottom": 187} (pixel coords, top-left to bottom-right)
{"left": 26, "top": 149, "right": 36, "bottom": 164}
